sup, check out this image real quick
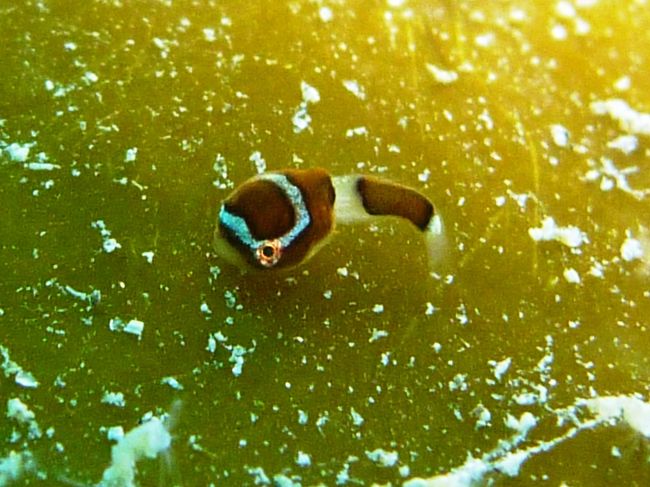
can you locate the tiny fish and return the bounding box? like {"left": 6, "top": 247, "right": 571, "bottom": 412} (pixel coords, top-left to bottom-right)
{"left": 214, "top": 168, "right": 445, "bottom": 270}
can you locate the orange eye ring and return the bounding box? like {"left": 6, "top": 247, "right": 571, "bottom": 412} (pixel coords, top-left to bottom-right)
{"left": 256, "top": 239, "right": 282, "bottom": 268}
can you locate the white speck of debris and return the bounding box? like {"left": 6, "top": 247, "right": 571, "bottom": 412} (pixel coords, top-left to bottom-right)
{"left": 5, "top": 142, "right": 32, "bottom": 162}
{"left": 372, "top": 304, "right": 384, "bottom": 314}
{"left": 6, "top": 398, "right": 36, "bottom": 424}
{"left": 388, "top": 0, "right": 406, "bottom": 7}
{"left": 551, "top": 24, "right": 568, "bottom": 40}
{"left": 491, "top": 357, "right": 512, "bottom": 381}
{"left": 200, "top": 302, "right": 212, "bottom": 315}
{"left": 345, "top": 126, "right": 368, "bottom": 138}
{"left": 369, "top": 329, "right": 389, "bottom": 343}
{"left": 124, "top": 147, "right": 138, "bottom": 163}
{"left": 102, "top": 392, "right": 126, "bottom": 408}
{"left": 425, "top": 63, "right": 458, "bottom": 84}
{"left": 563, "top": 267, "right": 581, "bottom": 284}
{"left": 528, "top": 216, "right": 586, "bottom": 248}
{"left": 1, "top": 345, "right": 40, "bottom": 389}
{"left": 83, "top": 71, "right": 99, "bottom": 84}
{"left": 296, "top": 451, "right": 311, "bottom": 467}
{"left": 590, "top": 98, "right": 650, "bottom": 135}
{"left": 620, "top": 235, "right": 644, "bottom": 262}
{"left": 366, "top": 448, "right": 398, "bottom": 467}
{"left": 141, "top": 251, "right": 154, "bottom": 264}
{"left": 92, "top": 220, "right": 122, "bottom": 253}
{"left": 249, "top": 151, "right": 266, "bottom": 174}
{"left": 203, "top": 28, "right": 216, "bottom": 42}
{"left": 425, "top": 302, "right": 436, "bottom": 315}
{"left": 161, "top": 376, "right": 184, "bottom": 391}
{"left": 555, "top": 0, "right": 576, "bottom": 18}
{"left": 301, "top": 81, "right": 320, "bottom": 104}
{"left": 229, "top": 345, "right": 248, "bottom": 377}
{"left": 247, "top": 467, "right": 270, "bottom": 485}
{"left": 336, "top": 266, "right": 349, "bottom": 277}
{"left": 495, "top": 196, "right": 506, "bottom": 207}
{"left": 124, "top": 319, "right": 144, "bottom": 338}
{"left": 319, "top": 6, "right": 334, "bottom": 22}
{"left": 292, "top": 104, "right": 312, "bottom": 134}
{"left": 418, "top": 168, "right": 431, "bottom": 182}
{"left": 550, "top": 124, "right": 570, "bottom": 148}
{"left": 323, "top": 289, "right": 333, "bottom": 299}
{"left": 107, "top": 426, "right": 125, "bottom": 442}
{"left": 613, "top": 75, "right": 631, "bottom": 92}
{"left": 607, "top": 135, "right": 638, "bottom": 155}
{"left": 584, "top": 157, "right": 648, "bottom": 200}
{"left": 298, "top": 410, "right": 308, "bottom": 425}
{"left": 475, "top": 32, "right": 495, "bottom": 47}
{"left": 350, "top": 408, "right": 365, "bottom": 427}
{"left": 342, "top": 79, "right": 366, "bottom": 100}
{"left": 0, "top": 450, "right": 34, "bottom": 485}
{"left": 99, "top": 416, "right": 171, "bottom": 487}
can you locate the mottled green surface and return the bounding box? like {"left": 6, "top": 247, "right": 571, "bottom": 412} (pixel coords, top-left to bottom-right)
{"left": 1, "top": 0, "right": 649, "bottom": 485}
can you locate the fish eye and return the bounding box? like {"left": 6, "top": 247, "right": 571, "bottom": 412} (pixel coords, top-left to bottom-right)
{"left": 256, "top": 240, "right": 282, "bottom": 267}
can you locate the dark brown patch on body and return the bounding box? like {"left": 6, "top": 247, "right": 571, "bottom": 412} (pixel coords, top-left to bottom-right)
{"left": 357, "top": 175, "right": 434, "bottom": 231}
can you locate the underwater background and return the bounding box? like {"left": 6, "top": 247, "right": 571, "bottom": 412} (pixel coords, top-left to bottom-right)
{"left": 1, "top": 0, "right": 649, "bottom": 485}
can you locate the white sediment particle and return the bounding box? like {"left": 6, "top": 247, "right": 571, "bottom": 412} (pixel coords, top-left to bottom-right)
{"left": 613, "top": 75, "right": 631, "bottom": 92}
{"left": 345, "top": 126, "right": 368, "bottom": 137}
{"left": 6, "top": 398, "right": 41, "bottom": 440}
{"left": 418, "top": 168, "right": 431, "bottom": 183}
{"left": 273, "top": 474, "right": 300, "bottom": 487}
{"left": 555, "top": 0, "right": 576, "bottom": 18}
{"left": 491, "top": 357, "right": 511, "bottom": 381}
{"left": 161, "top": 376, "right": 184, "bottom": 391}
{"left": 563, "top": 267, "right": 581, "bottom": 284}
{"left": 369, "top": 328, "right": 389, "bottom": 343}
{"left": 474, "top": 32, "right": 495, "bottom": 48}
{"left": 300, "top": 81, "right": 320, "bottom": 104}
{"left": 550, "top": 124, "right": 570, "bottom": 148}
{"left": 1, "top": 345, "right": 40, "bottom": 389}
{"left": 83, "top": 71, "right": 99, "bottom": 84}
{"left": 342, "top": 79, "right": 366, "bottom": 100}
{"left": 229, "top": 344, "right": 248, "bottom": 377}
{"left": 584, "top": 157, "right": 648, "bottom": 200}
{"left": 124, "top": 147, "right": 138, "bottom": 163}
{"left": 607, "top": 134, "right": 638, "bottom": 154}
{"left": 425, "top": 63, "right": 458, "bottom": 84}
{"left": 296, "top": 451, "right": 311, "bottom": 467}
{"left": 319, "top": 6, "right": 334, "bottom": 22}
{"left": 366, "top": 448, "right": 398, "bottom": 467}
{"left": 102, "top": 392, "right": 126, "bottom": 408}
{"left": 141, "top": 251, "right": 154, "bottom": 264}
{"left": 528, "top": 216, "right": 586, "bottom": 248}
{"left": 249, "top": 151, "right": 266, "bottom": 174}
{"left": 297, "top": 409, "right": 308, "bottom": 425}
{"left": 202, "top": 27, "right": 216, "bottom": 42}
{"left": 551, "top": 24, "right": 568, "bottom": 40}
{"left": 92, "top": 220, "right": 122, "bottom": 253}
{"left": 4, "top": 142, "right": 32, "bottom": 162}
{"left": 590, "top": 98, "right": 650, "bottom": 135}
{"left": 350, "top": 407, "right": 365, "bottom": 427}
{"left": 247, "top": 467, "right": 270, "bottom": 485}
{"left": 25, "top": 162, "right": 60, "bottom": 171}
{"left": 99, "top": 416, "right": 171, "bottom": 487}
{"left": 372, "top": 304, "right": 384, "bottom": 314}
{"left": 124, "top": 319, "right": 144, "bottom": 338}
{"left": 292, "top": 104, "right": 311, "bottom": 134}
{"left": 620, "top": 236, "right": 644, "bottom": 262}
{"left": 0, "top": 450, "right": 34, "bottom": 485}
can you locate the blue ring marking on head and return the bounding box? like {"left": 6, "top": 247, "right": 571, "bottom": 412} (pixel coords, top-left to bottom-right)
{"left": 219, "top": 173, "right": 311, "bottom": 255}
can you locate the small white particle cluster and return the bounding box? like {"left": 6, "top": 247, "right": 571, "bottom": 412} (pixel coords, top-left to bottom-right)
{"left": 249, "top": 151, "right": 266, "bottom": 174}
{"left": 528, "top": 216, "right": 587, "bottom": 248}
{"left": 109, "top": 317, "right": 145, "bottom": 339}
{"left": 425, "top": 63, "right": 458, "bottom": 84}
{"left": 102, "top": 391, "right": 126, "bottom": 408}
{"left": 590, "top": 98, "right": 650, "bottom": 135}
{"left": 292, "top": 81, "right": 321, "bottom": 134}
{"left": 620, "top": 236, "right": 644, "bottom": 262}
{"left": 366, "top": 448, "right": 399, "bottom": 467}
{"left": 92, "top": 220, "right": 122, "bottom": 253}
{"left": 99, "top": 416, "right": 171, "bottom": 487}
{"left": 124, "top": 147, "right": 138, "bottom": 163}
{"left": 342, "top": 79, "right": 366, "bottom": 100}
{"left": 550, "top": 124, "right": 570, "bottom": 148}
{"left": 6, "top": 398, "right": 41, "bottom": 440}
{"left": 1, "top": 346, "right": 40, "bottom": 389}
{"left": 584, "top": 157, "right": 648, "bottom": 200}
{"left": 0, "top": 450, "right": 34, "bottom": 485}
